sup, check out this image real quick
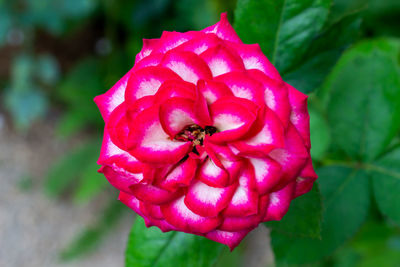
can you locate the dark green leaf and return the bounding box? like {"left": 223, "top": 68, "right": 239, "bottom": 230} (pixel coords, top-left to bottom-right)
{"left": 371, "top": 148, "right": 400, "bottom": 225}
{"left": 234, "top": 0, "right": 331, "bottom": 72}
{"left": 266, "top": 183, "right": 322, "bottom": 238}
{"left": 126, "top": 217, "right": 223, "bottom": 267}
{"left": 309, "top": 106, "right": 331, "bottom": 160}
{"left": 284, "top": 13, "right": 361, "bottom": 93}
{"left": 271, "top": 166, "right": 370, "bottom": 264}
{"left": 324, "top": 39, "right": 400, "bottom": 161}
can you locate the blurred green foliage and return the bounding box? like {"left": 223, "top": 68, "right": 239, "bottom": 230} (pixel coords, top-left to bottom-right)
{"left": 1, "top": 0, "right": 400, "bottom": 266}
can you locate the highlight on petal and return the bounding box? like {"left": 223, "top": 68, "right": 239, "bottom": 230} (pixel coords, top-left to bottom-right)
{"left": 161, "top": 50, "right": 212, "bottom": 84}
{"left": 161, "top": 196, "right": 222, "bottom": 234}
{"left": 185, "top": 180, "right": 237, "bottom": 217}
{"left": 125, "top": 66, "right": 182, "bottom": 104}
{"left": 200, "top": 45, "right": 245, "bottom": 77}
{"left": 128, "top": 106, "right": 192, "bottom": 164}
{"left": 202, "top": 13, "right": 242, "bottom": 43}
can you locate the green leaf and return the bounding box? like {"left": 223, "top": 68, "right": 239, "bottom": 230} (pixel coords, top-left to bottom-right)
{"left": 126, "top": 217, "right": 224, "bottom": 267}
{"left": 271, "top": 166, "right": 370, "bottom": 264}
{"left": 371, "top": 148, "right": 400, "bottom": 225}
{"left": 324, "top": 39, "right": 400, "bottom": 162}
{"left": 309, "top": 106, "right": 331, "bottom": 160}
{"left": 266, "top": 183, "right": 322, "bottom": 238}
{"left": 60, "top": 200, "right": 125, "bottom": 260}
{"left": 283, "top": 12, "right": 362, "bottom": 93}
{"left": 234, "top": 0, "right": 331, "bottom": 72}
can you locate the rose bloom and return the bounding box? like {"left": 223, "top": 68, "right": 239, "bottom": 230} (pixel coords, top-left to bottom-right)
{"left": 94, "top": 13, "right": 317, "bottom": 249}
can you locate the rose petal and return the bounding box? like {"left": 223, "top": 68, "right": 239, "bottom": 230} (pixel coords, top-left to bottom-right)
{"left": 161, "top": 50, "right": 212, "bottom": 84}
{"left": 94, "top": 68, "right": 132, "bottom": 122}
{"left": 158, "top": 156, "right": 198, "bottom": 191}
{"left": 294, "top": 158, "right": 318, "bottom": 197}
{"left": 159, "top": 97, "right": 199, "bottom": 138}
{"left": 197, "top": 157, "right": 229, "bottom": 187}
{"left": 135, "top": 38, "right": 159, "bottom": 63}
{"left": 154, "top": 80, "right": 196, "bottom": 104}
{"left": 202, "top": 13, "right": 242, "bottom": 43}
{"left": 130, "top": 183, "right": 182, "bottom": 205}
{"left": 232, "top": 107, "right": 285, "bottom": 156}
{"left": 215, "top": 72, "right": 265, "bottom": 106}
{"left": 287, "top": 82, "right": 311, "bottom": 148}
{"left": 125, "top": 66, "right": 182, "bottom": 104}
{"left": 248, "top": 157, "right": 282, "bottom": 195}
{"left": 185, "top": 180, "right": 237, "bottom": 217}
{"left": 205, "top": 229, "right": 250, "bottom": 251}
{"left": 223, "top": 166, "right": 258, "bottom": 217}
{"left": 263, "top": 181, "right": 296, "bottom": 221}
{"left": 106, "top": 103, "right": 129, "bottom": 150}
{"left": 269, "top": 123, "right": 309, "bottom": 189}
{"left": 128, "top": 106, "right": 192, "bottom": 164}
{"left": 161, "top": 196, "right": 222, "bottom": 233}
{"left": 175, "top": 33, "right": 222, "bottom": 55}
{"left": 219, "top": 195, "right": 269, "bottom": 231}
{"left": 226, "top": 42, "right": 281, "bottom": 80}
{"left": 200, "top": 45, "right": 245, "bottom": 77}
{"left": 209, "top": 97, "right": 257, "bottom": 142}
{"left": 248, "top": 69, "right": 291, "bottom": 127}
{"left": 197, "top": 79, "right": 233, "bottom": 105}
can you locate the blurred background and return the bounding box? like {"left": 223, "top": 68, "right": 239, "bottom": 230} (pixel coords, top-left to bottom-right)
{"left": 0, "top": 0, "right": 399, "bottom": 266}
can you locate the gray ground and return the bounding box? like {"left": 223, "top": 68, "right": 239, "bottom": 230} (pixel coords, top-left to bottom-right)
{"left": 0, "top": 113, "right": 273, "bottom": 267}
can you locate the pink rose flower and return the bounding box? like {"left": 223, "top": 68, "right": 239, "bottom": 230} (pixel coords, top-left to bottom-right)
{"left": 94, "top": 13, "right": 317, "bottom": 250}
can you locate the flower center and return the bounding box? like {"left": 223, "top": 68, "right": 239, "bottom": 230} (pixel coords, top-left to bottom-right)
{"left": 175, "top": 124, "right": 217, "bottom": 146}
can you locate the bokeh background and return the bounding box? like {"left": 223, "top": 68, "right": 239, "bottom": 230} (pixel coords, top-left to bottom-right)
{"left": 0, "top": 0, "right": 400, "bottom": 266}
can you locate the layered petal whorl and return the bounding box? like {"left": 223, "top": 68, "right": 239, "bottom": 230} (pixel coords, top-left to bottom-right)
{"left": 94, "top": 13, "right": 316, "bottom": 250}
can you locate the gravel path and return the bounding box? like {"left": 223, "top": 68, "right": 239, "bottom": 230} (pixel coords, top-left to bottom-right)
{"left": 0, "top": 114, "right": 133, "bottom": 267}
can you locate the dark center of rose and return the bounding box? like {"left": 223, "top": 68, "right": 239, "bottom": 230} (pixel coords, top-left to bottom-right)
{"left": 175, "top": 124, "right": 217, "bottom": 146}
